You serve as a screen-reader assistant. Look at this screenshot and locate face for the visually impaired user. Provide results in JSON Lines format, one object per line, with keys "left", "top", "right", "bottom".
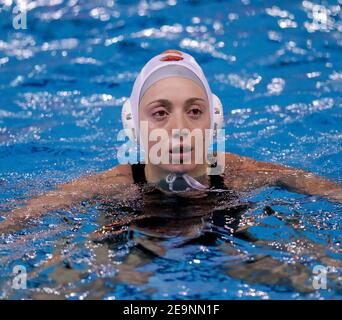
{"left": 139, "top": 76, "right": 211, "bottom": 174}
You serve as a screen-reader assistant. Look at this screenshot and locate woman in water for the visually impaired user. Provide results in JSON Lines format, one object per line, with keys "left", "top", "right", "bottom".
{"left": 1, "top": 49, "right": 341, "bottom": 232}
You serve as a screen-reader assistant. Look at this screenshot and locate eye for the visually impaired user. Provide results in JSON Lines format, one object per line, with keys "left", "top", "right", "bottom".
{"left": 152, "top": 108, "right": 168, "bottom": 120}
{"left": 188, "top": 107, "right": 203, "bottom": 118}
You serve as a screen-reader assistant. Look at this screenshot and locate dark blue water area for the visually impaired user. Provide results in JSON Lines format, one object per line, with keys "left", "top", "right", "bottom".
{"left": 0, "top": 0, "right": 341, "bottom": 299}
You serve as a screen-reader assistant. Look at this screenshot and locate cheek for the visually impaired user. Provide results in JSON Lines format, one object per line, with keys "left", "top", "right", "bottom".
{"left": 140, "top": 112, "right": 166, "bottom": 130}
{"left": 142, "top": 123, "right": 169, "bottom": 151}
{"left": 139, "top": 110, "right": 148, "bottom": 123}
{"left": 191, "top": 113, "right": 211, "bottom": 131}
{"left": 204, "top": 111, "right": 211, "bottom": 127}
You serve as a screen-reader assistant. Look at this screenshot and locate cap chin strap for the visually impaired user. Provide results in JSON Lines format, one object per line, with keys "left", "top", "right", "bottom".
{"left": 158, "top": 173, "right": 208, "bottom": 193}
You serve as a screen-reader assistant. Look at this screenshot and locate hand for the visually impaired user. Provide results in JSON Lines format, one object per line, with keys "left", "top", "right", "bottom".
{"left": 0, "top": 219, "right": 18, "bottom": 235}
{"left": 0, "top": 207, "right": 34, "bottom": 235}
{"left": 324, "top": 188, "right": 342, "bottom": 204}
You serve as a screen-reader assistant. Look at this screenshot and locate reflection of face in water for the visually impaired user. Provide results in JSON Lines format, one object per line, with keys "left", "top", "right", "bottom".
{"left": 133, "top": 192, "right": 250, "bottom": 239}
{"left": 92, "top": 188, "right": 253, "bottom": 286}
{"left": 96, "top": 187, "right": 252, "bottom": 247}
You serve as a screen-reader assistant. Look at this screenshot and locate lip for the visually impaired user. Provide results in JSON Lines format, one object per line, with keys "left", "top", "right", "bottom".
{"left": 169, "top": 145, "right": 193, "bottom": 154}
{"left": 169, "top": 145, "right": 193, "bottom": 162}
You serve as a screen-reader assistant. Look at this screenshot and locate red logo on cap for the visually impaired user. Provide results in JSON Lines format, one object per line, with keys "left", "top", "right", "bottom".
{"left": 160, "top": 49, "right": 184, "bottom": 61}
{"left": 160, "top": 55, "right": 184, "bottom": 61}
{"left": 161, "top": 49, "right": 182, "bottom": 56}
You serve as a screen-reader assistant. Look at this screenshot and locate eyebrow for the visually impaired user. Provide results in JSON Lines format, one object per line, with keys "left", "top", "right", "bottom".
{"left": 146, "top": 97, "right": 206, "bottom": 107}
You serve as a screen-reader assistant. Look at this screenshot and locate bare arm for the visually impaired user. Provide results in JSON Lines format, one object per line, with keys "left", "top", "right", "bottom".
{"left": 0, "top": 165, "right": 134, "bottom": 232}
{"left": 276, "top": 168, "right": 342, "bottom": 203}
{"left": 224, "top": 153, "right": 342, "bottom": 203}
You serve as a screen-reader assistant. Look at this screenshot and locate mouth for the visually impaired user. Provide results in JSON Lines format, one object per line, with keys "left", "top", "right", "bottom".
{"left": 170, "top": 145, "right": 193, "bottom": 153}
{"left": 169, "top": 145, "right": 193, "bottom": 161}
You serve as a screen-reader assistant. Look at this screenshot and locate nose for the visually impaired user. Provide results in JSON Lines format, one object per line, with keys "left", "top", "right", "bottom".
{"left": 168, "top": 111, "right": 190, "bottom": 138}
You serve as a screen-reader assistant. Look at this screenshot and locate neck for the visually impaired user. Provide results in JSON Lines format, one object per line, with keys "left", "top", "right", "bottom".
{"left": 144, "top": 163, "right": 208, "bottom": 185}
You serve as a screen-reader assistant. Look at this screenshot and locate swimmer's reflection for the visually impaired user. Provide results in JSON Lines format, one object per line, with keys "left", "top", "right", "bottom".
{"left": 94, "top": 186, "right": 252, "bottom": 244}
{"left": 85, "top": 189, "right": 252, "bottom": 289}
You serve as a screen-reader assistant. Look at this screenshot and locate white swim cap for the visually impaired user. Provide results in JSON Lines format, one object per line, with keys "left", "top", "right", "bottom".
{"left": 129, "top": 49, "right": 215, "bottom": 135}
{"left": 139, "top": 64, "right": 207, "bottom": 103}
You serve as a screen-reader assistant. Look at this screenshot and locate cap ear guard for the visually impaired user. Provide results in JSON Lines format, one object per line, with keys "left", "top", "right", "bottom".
{"left": 121, "top": 98, "right": 136, "bottom": 142}
{"left": 212, "top": 93, "right": 224, "bottom": 131}
{"left": 121, "top": 94, "right": 224, "bottom": 142}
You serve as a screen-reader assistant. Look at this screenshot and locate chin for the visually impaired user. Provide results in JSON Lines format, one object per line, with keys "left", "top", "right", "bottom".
{"left": 158, "top": 163, "right": 198, "bottom": 174}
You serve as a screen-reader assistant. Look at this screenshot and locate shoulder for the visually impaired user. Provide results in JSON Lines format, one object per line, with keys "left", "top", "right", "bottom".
{"left": 101, "top": 164, "right": 134, "bottom": 184}
{"left": 223, "top": 152, "right": 253, "bottom": 171}
{"left": 223, "top": 152, "right": 286, "bottom": 171}
{"left": 56, "top": 164, "right": 134, "bottom": 196}
{"left": 222, "top": 152, "right": 289, "bottom": 182}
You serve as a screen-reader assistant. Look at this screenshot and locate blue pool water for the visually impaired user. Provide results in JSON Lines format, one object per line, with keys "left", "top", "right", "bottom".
{"left": 0, "top": 0, "right": 341, "bottom": 299}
